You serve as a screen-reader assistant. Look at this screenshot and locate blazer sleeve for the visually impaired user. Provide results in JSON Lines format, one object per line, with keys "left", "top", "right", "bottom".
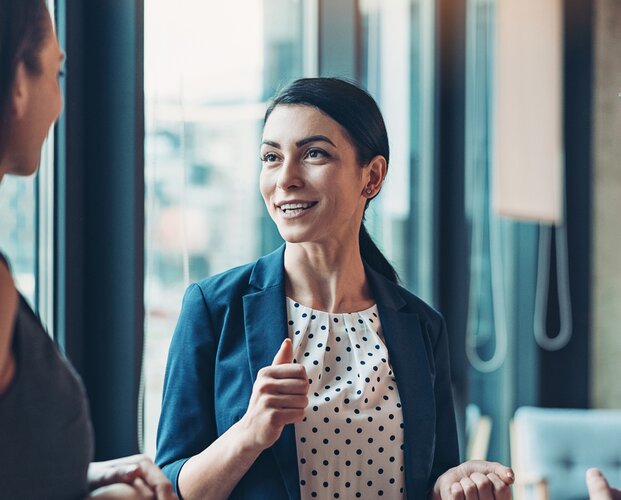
{"left": 427, "top": 315, "right": 460, "bottom": 492}
{"left": 155, "top": 283, "right": 219, "bottom": 495}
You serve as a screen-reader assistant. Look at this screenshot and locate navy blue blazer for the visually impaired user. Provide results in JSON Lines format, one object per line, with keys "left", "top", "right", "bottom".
{"left": 156, "top": 245, "right": 459, "bottom": 499}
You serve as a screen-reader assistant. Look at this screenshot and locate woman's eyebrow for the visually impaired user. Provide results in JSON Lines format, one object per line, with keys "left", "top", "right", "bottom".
{"left": 261, "top": 135, "right": 337, "bottom": 149}
{"left": 295, "top": 135, "right": 336, "bottom": 148}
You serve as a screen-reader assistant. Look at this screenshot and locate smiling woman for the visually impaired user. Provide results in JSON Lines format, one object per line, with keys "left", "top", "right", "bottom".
{"left": 155, "top": 78, "right": 514, "bottom": 500}
{"left": 259, "top": 104, "right": 385, "bottom": 253}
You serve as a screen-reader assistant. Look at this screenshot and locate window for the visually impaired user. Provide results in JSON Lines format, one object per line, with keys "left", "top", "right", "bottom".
{"left": 143, "top": 0, "right": 307, "bottom": 454}
{"left": 360, "top": 0, "right": 436, "bottom": 301}
{"left": 0, "top": 176, "right": 36, "bottom": 305}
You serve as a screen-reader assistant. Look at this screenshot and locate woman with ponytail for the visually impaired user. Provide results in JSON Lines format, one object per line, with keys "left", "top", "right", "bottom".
{"left": 156, "top": 78, "right": 513, "bottom": 499}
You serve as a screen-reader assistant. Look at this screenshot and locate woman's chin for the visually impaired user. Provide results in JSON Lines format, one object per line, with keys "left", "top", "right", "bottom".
{"left": 277, "top": 227, "right": 315, "bottom": 244}
{"left": 9, "top": 155, "right": 41, "bottom": 177}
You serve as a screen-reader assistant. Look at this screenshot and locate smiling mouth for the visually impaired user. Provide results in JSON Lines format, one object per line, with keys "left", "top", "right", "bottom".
{"left": 277, "top": 201, "right": 318, "bottom": 218}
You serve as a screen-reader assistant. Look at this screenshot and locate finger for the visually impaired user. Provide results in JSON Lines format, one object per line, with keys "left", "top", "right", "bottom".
{"left": 132, "top": 477, "right": 155, "bottom": 498}
{"left": 459, "top": 461, "right": 514, "bottom": 486}
{"left": 262, "top": 394, "right": 308, "bottom": 410}
{"left": 261, "top": 377, "right": 309, "bottom": 395}
{"left": 264, "top": 363, "right": 308, "bottom": 380}
{"left": 486, "top": 473, "right": 511, "bottom": 500}
{"left": 270, "top": 408, "right": 306, "bottom": 426}
{"left": 470, "top": 472, "right": 493, "bottom": 499}
{"left": 460, "top": 477, "right": 480, "bottom": 500}
{"left": 133, "top": 458, "right": 177, "bottom": 500}
{"left": 449, "top": 482, "right": 465, "bottom": 500}
{"left": 89, "top": 483, "right": 141, "bottom": 498}
{"left": 89, "top": 463, "right": 142, "bottom": 488}
{"left": 587, "top": 468, "right": 614, "bottom": 500}
{"left": 272, "top": 338, "right": 293, "bottom": 366}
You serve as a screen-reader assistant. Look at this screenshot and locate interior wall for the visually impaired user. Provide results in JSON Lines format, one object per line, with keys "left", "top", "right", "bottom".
{"left": 591, "top": 0, "right": 621, "bottom": 408}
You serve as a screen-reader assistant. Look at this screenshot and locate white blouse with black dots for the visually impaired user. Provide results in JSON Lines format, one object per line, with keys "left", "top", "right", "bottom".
{"left": 287, "top": 298, "right": 406, "bottom": 499}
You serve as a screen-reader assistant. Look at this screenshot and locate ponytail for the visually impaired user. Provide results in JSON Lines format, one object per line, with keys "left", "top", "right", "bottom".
{"left": 359, "top": 224, "right": 399, "bottom": 284}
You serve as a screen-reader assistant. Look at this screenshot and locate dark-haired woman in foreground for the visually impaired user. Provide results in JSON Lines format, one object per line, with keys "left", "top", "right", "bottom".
{"left": 156, "top": 77, "right": 514, "bottom": 499}
{"left": 0, "top": 1, "right": 174, "bottom": 498}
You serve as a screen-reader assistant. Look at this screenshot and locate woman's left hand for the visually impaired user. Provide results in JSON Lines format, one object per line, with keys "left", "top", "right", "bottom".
{"left": 431, "top": 460, "right": 514, "bottom": 500}
{"left": 87, "top": 454, "right": 176, "bottom": 500}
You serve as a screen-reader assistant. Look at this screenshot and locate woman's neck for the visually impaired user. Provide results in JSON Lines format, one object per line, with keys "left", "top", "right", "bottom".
{"left": 283, "top": 241, "right": 374, "bottom": 313}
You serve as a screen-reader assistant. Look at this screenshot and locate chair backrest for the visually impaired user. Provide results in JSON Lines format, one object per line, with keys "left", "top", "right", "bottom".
{"left": 511, "top": 406, "right": 621, "bottom": 500}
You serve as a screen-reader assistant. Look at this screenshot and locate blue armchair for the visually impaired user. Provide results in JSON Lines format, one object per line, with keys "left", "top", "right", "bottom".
{"left": 510, "top": 406, "right": 621, "bottom": 500}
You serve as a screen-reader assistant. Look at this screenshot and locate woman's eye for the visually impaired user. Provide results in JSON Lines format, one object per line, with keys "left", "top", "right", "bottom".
{"left": 306, "top": 148, "right": 328, "bottom": 159}
{"left": 261, "top": 152, "right": 278, "bottom": 163}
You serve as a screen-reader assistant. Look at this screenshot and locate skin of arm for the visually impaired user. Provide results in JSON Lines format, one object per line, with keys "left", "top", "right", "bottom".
{"left": 0, "top": 261, "right": 18, "bottom": 395}
{"left": 176, "top": 418, "right": 264, "bottom": 499}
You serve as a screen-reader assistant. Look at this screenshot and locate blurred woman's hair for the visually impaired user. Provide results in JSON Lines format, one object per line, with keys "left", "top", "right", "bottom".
{"left": 265, "top": 77, "right": 399, "bottom": 284}
{"left": 0, "top": 0, "right": 49, "bottom": 156}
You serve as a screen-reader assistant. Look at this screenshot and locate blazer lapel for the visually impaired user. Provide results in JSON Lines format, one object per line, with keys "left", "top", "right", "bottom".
{"left": 367, "top": 268, "right": 436, "bottom": 498}
{"left": 243, "top": 245, "right": 301, "bottom": 499}
{"left": 243, "top": 284, "right": 288, "bottom": 383}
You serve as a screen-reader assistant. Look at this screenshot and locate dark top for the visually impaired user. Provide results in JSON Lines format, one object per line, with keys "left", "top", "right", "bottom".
{"left": 156, "top": 245, "right": 459, "bottom": 499}
{"left": 0, "top": 254, "right": 94, "bottom": 499}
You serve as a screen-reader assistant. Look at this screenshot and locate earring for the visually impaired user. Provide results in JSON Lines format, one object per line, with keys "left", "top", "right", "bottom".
{"left": 365, "top": 188, "right": 372, "bottom": 195}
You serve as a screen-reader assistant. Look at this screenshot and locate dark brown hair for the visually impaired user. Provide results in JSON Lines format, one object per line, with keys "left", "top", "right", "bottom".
{"left": 0, "top": 0, "right": 49, "bottom": 155}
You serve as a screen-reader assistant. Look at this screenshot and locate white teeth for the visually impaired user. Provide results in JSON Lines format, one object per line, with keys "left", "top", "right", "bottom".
{"left": 280, "top": 202, "right": 313, "bottom": 211}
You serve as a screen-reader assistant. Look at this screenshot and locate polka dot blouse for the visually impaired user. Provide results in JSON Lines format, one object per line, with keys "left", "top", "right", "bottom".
{"left": 287, "top": 298, "right": 406, "bottom": 499}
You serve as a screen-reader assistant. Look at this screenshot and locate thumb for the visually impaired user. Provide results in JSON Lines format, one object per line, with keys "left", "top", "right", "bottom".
{"left": 272, "top": 338, "right": 293, "bottom": 366}
{"left": 586, "top": 468, "right": 612, "bottom": 498}
{"left": 458, "top": 460, "right": 515, "bottom": 485}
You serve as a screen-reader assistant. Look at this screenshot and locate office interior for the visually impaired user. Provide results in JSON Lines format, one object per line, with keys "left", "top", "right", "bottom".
{"left": 1, "top": 0, "right": 619, "bottom": 496}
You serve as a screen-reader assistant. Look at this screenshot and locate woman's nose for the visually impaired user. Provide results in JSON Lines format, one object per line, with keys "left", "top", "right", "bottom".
{"left": 276, "top": 158, "right": 303, "bottom": 190}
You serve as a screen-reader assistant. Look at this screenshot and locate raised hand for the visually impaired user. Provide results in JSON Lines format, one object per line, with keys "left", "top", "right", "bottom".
{"left": 587, "top": 468, "right": 621, "bottom": 500}
{"left": 239, "top": 338, "right": 309, "bottom": 450}
{"left": 432, "top": 460, "right": 514, "bottom": 500}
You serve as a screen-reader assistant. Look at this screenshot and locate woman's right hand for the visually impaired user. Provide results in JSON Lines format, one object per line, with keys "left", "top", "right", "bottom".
{"left": 238, "top": 338, "right": 309, "bottom": 450}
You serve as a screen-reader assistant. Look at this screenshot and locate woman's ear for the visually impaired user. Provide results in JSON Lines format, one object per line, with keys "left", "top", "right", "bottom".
{"left": 10, "top": 62, "right": 30, "bottom": 120}
{"left": 362, "top": 155, "right": 387, "bottom": 198}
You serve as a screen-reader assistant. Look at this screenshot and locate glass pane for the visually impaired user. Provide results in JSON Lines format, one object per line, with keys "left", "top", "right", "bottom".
{"left": 360, "top": 0, "right": 436, "bottom": 302}
{"left": 143, "top": 0, "right": 306, "bottom": 455}
{"left": 0, "top": 176, "right": 36, "bottom": 306}
{"left": 464, "top": 0, "right": 515, "bottom": 462}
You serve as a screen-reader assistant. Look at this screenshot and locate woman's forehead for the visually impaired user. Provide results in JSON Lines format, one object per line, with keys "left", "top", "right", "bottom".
{"left": 263, "top": 105, "right": 347, "bottom": 144}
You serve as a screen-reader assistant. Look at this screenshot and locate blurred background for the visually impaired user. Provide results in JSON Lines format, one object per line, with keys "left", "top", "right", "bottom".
{"left": 1, "top": 0, "right": 619, "bottom": 489}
